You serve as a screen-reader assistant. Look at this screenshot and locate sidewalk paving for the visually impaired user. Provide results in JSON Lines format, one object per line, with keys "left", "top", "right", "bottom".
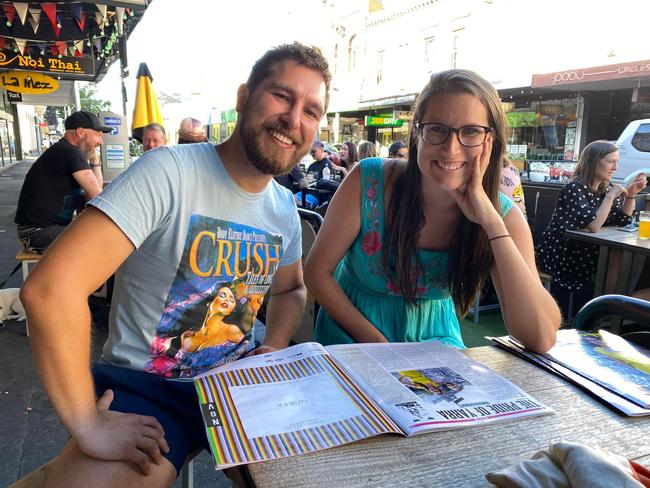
{"left": 0, "top": 159, "right": 230, "bottom": 487}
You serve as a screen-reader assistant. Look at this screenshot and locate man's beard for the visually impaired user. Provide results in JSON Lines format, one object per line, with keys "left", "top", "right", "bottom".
{"left": 239, "top": 114, "right": 307, "bottom": 176}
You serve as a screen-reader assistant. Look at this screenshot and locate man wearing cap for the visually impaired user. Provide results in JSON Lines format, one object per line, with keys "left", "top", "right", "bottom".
{"left": 15, "top": 110, "right": 111, "bottom": 250}
{"left": 306, "top": 140, "right": 332, "bottom": 181}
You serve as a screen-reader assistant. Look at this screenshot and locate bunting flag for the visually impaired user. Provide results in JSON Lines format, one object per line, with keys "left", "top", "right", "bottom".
{"left": 0, "top": 38, "right": 5, "bottom": 51}
{"left": 41, "top": 3, "right": 60, "bottom": 37}
{"left": 94, "top": 11, "right": 103, "bottom": 26}
{"left": 73, "top": 39, "right": 84, "bottom": 57}
{"left": 14, "top": 37, "right": 26, "bottom": 54}
{"left": 115, "top": 7, "right": 124, "bottom": 35}
{"left": 69, "top": 3, "right": 86, "bottom": 32}
{"left": 2, "top": 4, "right": 16, "bottom": 26}
{"left": 93, "top": 37, "right": 102, "bottom": 52}
{"left": 75, "top": 12, "right": 86, "bottom": 33}
{"left": 13, "top": 2, "right": 28, "bottom": 25}
{"left": 37, "top": 42, "right": 47, "bottom": 55}
{"left": 95, "top": 4, "right": 106, "bottom": 23}
{"left": 28, "top": 7, "right": 40, "bottom": 33}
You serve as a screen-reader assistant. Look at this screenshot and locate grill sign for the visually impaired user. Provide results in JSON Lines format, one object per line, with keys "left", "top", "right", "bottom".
{"left": 0, "top": 71, "right": 59, "bottom": 94}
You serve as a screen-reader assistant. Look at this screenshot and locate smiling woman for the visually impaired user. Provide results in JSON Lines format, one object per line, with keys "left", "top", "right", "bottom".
{"left": 304, "top": 69, "right": 561, "bottom": 355}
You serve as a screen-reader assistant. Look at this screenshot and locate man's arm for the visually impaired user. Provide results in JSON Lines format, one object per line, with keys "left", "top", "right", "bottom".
{"left": 73, "top": 168, "right": 103, "bottom": 200}
{"left": 88, "top": 151, "right": 104, "bottom": 188}
{"left": 20, "top": 207, "right": 168, "bottom": 474}
{"left": 251, "top": 260, "right": 306, "bottom": 354}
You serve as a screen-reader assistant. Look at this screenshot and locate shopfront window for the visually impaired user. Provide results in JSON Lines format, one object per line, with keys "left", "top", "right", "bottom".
{"left": 503, "top": 98, "right": 578, "bottom": 163}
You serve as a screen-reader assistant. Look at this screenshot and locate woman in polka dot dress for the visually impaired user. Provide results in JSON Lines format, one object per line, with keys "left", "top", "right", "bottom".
{"left": 537, "top": 140, "right": 647, "bottom": 318}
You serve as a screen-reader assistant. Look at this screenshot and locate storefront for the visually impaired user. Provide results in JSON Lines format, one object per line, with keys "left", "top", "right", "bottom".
{"left": 325, "top": 93, "right": 415, "bottom": 152}
{"left": 500, "top": 59, "right": 650, "bottom": 178}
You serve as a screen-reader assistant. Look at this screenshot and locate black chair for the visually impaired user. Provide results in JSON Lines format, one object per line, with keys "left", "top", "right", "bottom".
{"left": 573, "top": 294, "right": 650, "bottom": 347}
{"left": 294, "top": 208, "right": 324, "bottom": 344}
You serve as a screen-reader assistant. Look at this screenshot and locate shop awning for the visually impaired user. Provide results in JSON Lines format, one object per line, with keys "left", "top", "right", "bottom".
{"left": 532, "top": 59, "right": 650, "bottom": 92}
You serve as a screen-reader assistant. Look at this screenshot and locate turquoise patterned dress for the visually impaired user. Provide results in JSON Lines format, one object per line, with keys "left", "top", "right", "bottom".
{"left": 313, "top": 157, "right": 513, "bottom": 347}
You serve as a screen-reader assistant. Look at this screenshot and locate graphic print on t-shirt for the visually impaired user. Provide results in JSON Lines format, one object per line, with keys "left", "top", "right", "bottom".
{"left": 145, "top": 214, "right": 283, "bottom": 378}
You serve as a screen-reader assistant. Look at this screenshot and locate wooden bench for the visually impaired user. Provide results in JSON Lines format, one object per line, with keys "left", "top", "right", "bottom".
{"left": 15, "top": 250, "right": 42, "bottom": 336}
{"left": 16, "top": 249, "right": 42, "bottom": 283}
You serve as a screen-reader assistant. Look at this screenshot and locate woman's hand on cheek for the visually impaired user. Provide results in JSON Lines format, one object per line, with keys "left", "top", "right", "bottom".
{"left": 449, "top": 139, "right": 498, "bottom": 227}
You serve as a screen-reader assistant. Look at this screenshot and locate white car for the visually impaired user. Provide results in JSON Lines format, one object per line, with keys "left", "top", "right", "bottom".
{"left": 613, "top": 119, "right": 650, "bottom": 186}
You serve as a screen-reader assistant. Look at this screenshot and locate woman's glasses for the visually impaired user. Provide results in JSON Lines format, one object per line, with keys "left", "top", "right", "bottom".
{"left": 415, "top": 123, "right": 493, "bottom": 147}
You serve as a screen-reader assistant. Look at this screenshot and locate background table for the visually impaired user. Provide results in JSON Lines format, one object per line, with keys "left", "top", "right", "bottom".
{"left": 565, "top": 227, "right": 650, "bottom": 296}
{"left": 241, "top": 346, "right": 649, "bottom": 488}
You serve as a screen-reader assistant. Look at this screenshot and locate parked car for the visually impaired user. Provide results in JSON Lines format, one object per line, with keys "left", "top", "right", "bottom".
{"left": 613, "top": 119, "right": 650, "bottom": 187}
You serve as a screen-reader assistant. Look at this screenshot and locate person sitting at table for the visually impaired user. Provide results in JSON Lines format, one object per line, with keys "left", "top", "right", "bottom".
{"left": 274, "top": 163, "right": 308, "bottom": 193}
{"left": 307, "top": 141, "right": 333, "bottom": 180}
{"left": 500, "top": 156, "right": 526, "bottom": 216}
{"left": 332, "top": 141, "right": 358, "bottom": 178}
{"left": 536, "top": 140, "right": 647, "bottom": 318}
{"left": 358, "top": 141, "right": 377, "bottom": 160}
{"left": 304, "top": 69, "right": 560, "bottom": 354}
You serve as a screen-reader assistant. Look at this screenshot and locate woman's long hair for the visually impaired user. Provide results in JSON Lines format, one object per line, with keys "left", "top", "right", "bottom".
{"left": 382, "top": 69, "right": 508, "bottom": 316}
{"left": 572, "top": 140, "right": 617, "bottom": 194}
{"left": 341, "top": 141, "right": 358, "bottom": 168}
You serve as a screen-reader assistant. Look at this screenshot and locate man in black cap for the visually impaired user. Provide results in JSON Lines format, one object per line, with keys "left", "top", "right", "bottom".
{"left": 15, "top": 110, "right": 111, "bottom": 250}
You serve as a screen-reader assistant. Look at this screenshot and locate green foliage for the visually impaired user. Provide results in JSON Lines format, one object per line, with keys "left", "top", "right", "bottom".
{"left": 46, "top": 83, "right": 113, "bottom": 129}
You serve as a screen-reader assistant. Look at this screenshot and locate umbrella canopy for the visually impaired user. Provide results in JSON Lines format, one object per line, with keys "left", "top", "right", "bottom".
{"left": 132, "top": 62, "right": 163, "bottom": 142}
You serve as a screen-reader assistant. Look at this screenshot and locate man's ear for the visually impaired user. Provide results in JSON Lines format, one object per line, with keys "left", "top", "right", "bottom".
{"left": 235, "top": 83, "right": 248, "bottom": 113}
{"left": 76, "top": 127, "right": 85, "bottom": 139}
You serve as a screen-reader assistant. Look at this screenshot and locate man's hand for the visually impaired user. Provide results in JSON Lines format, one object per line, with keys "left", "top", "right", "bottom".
{"left": 245, "top": 345, "right": 277, "bottom": 357}
{"left": 75, "top": 389, "right": 169, "bottom": 475}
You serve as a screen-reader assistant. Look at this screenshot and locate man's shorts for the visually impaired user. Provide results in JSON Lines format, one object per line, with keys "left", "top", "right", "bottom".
{"left": 92, "top": 363, "right": 210, "bottom": 474}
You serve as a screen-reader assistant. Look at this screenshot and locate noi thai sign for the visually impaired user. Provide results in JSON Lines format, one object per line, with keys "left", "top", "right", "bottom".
{"left": 532, "top": 60, "right": 650, "bottom": 88}
{"left": 0, "top": 51, "right": 94, "bottom": 77}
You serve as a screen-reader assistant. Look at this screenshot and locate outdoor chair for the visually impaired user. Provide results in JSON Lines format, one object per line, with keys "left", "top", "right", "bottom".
{"left": 573, "top": 294, "right": 650, "bottom": 347}
{"left": 293, "top": 208, "right": 323, "bottom": 343}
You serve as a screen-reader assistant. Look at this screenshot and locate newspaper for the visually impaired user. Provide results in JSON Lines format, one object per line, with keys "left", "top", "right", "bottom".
{"left": 489, "top": 330, "right": 650, "bottom": 416}
{"left": 194, "top": 341, "right": 552, "bottom": 468}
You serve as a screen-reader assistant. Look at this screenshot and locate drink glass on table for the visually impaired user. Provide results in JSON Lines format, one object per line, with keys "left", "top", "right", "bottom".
{"left": 639, "top": 211, "right": 650, "bottom": 239}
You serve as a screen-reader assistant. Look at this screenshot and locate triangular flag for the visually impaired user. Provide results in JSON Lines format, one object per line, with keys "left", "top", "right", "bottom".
{"left": 37, "top": 42, "right": 47, "bottom": 54}
{"left": 115, "top": 7, "right": 124, "bottom": 36}
{"left": 95, "top": 4, "right": 106, "bottom": 23}
{"left": 14, "top": 37, "right": 27, "bottom": 54}
{"left": 28, "top": 7, "right": 40, "bottom": 31}
{"left": 69, "top": 3, "right": 82, "bottom": 23}
{"left": 0, "top": 38, "right": 5, "bottom": 51}
{"left": 75, "top": 12, "right": 86, "bottom": 33}
{"left": 73, "top": 40, "right": 84, "bottom": 56}
{"left": 94, "top": 12, "right": 103, "bottom": 26}
{"left": 2, "top": 5, "right": 16, "bottom": 26}
{"left": 93, "top": 38, "right": 102, "bottom": 52}
{"left": 13, "top": 3, "right": 28, "bottom": 25}
{"left": 41, "top": 3, "right": 60, "bottom": 37}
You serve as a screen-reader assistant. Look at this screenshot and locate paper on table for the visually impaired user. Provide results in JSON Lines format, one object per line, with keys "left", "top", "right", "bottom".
{"left": 229, "top": 371, "right": 362, "bottom": 438}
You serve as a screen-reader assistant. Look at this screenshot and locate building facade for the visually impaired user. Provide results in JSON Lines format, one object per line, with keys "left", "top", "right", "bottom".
{"left": 322, "top": 0, "right": 650, "bottom": 164}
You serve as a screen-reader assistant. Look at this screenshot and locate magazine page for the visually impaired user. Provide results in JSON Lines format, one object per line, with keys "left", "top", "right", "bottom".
{"left": 541, "top": 329, "right": 650, "bottom": 408}
{"left": 489, "top": 336, "right": 650, "bottom": 417}
{"left": 194, "top": 342, "right": 401, "bottom": 469}
{"left": 326, "top": 342, "right": 553, "bottom": 435}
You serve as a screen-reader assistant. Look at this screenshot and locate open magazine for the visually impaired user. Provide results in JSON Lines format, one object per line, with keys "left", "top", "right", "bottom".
{"left": 489, "top": 330, "right": 650, "bottom": 416}
{"left": 193, "top": 341, "right": 553, "bottom": 469}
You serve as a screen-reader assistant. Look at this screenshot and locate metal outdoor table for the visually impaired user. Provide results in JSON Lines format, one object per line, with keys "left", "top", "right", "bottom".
{"left": 565, "top": 227, "right": 650, "bottom": 296}
{"left": 238, "top": 346, "right": 650, "bottom": 488}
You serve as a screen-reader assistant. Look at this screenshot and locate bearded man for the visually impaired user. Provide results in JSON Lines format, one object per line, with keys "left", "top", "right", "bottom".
{"left": 15, "top": 110, "right": 110, "bottom": 250}
{"left": 20, "top": 42, "right": 330, "bottom": 486}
